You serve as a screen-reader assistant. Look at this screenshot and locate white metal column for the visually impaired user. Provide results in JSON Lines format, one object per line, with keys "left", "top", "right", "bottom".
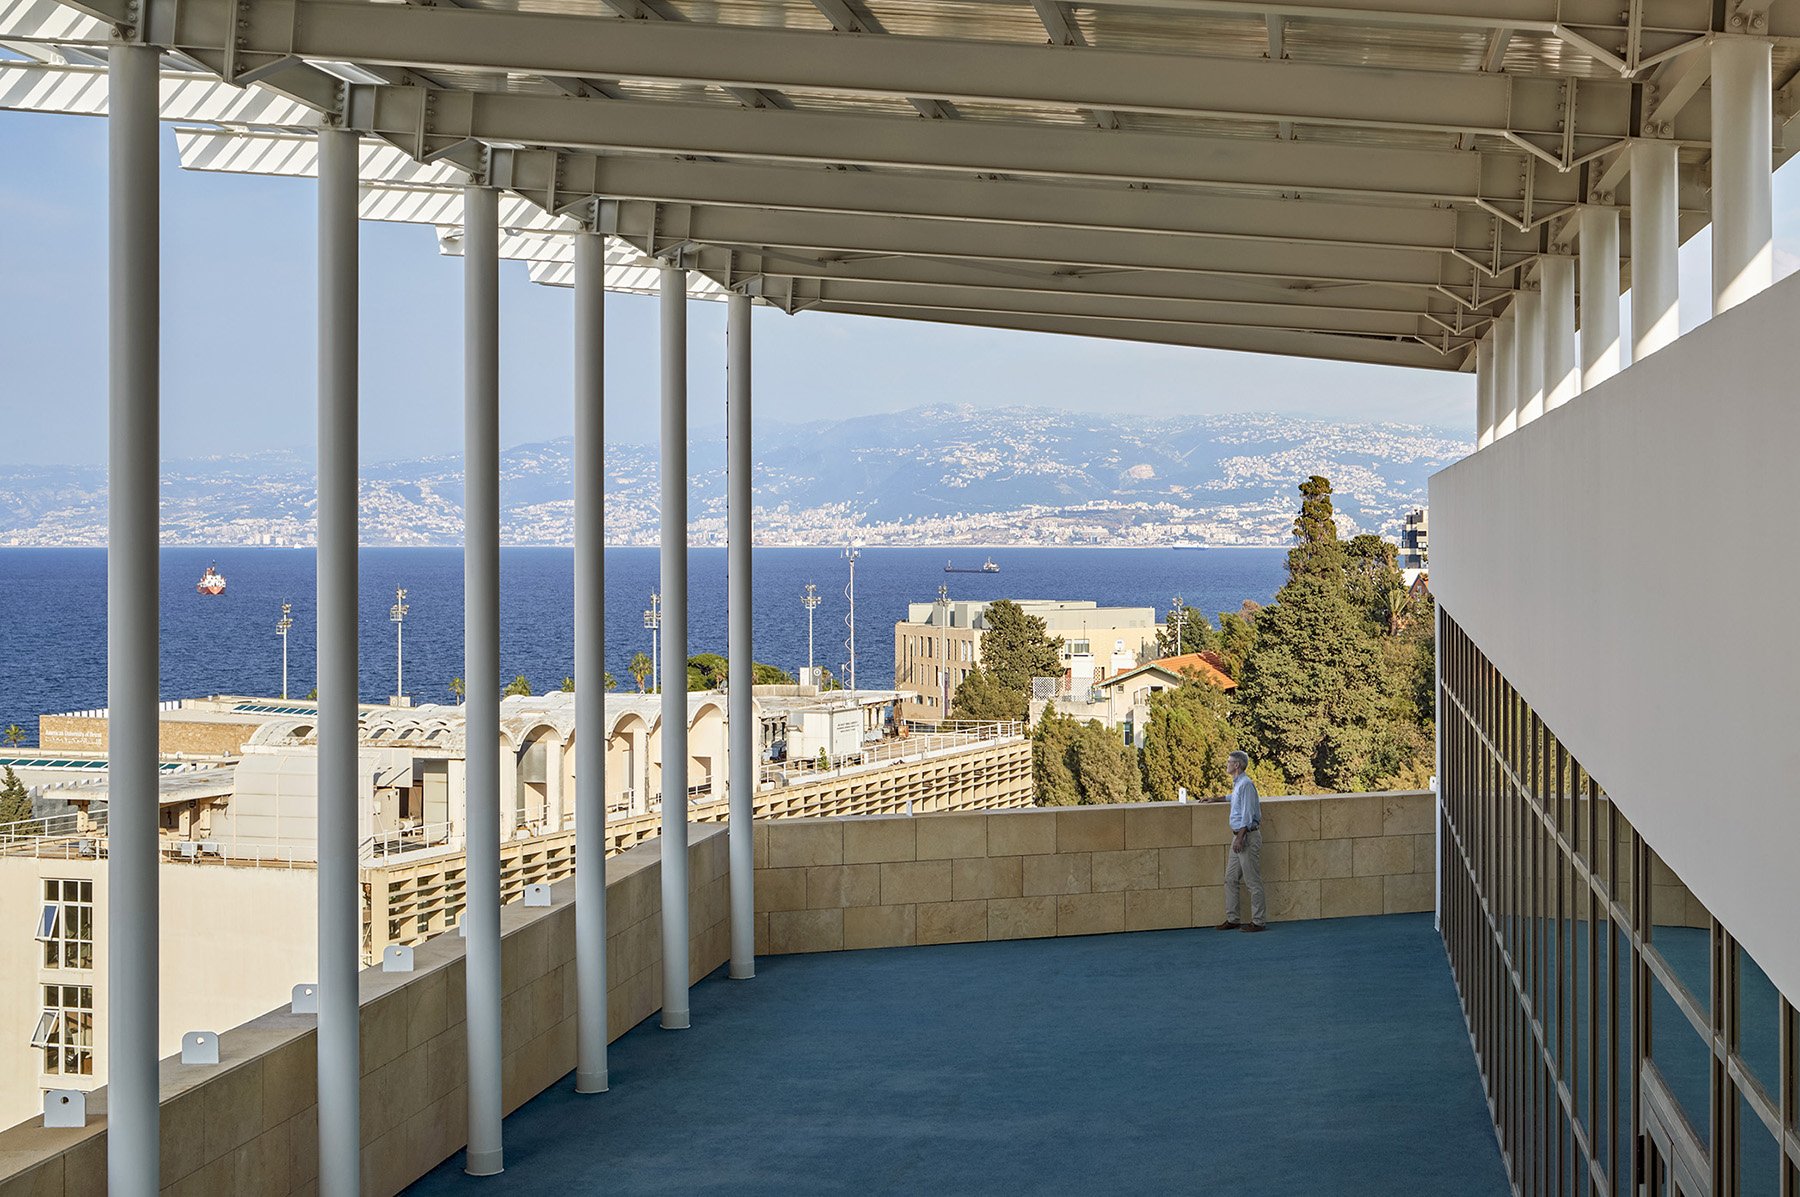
{"left": 1492, "top": 309, "right": 1518, "bottom": 440}
{"left": 659, "top": 263, "right": 692, "bottom": 1030}
{"left": 1630, "top": 140, "right": 1680, "bottom": 361}
{"left": 726, "top": 290, "right": 755, "bottom": 981}
{"left": 1540, "top": 255, "right": 1576, "bottom": 410}
{"left": 573, "top": 230, "right": 610, "bottom": 1094}
{"left": 315, "top": 126, "right": 361, "bottom": 1197}
{"left": 1578, "top": 206, "right": 1622, "bottom": 391}
{"left": 106, "top": 41, "right": 160, "bottom": 1197}
{"left": 462, "top": 183, "right": 505, "bottom": 1176}
{"left": 1710, "top": 36, "right": 1775, "bottom": 315}
{"left": 1513, "top": 287, "right": 1544, "bottom": 428}
{"left": 1475, "top": 334, "right": 1495, "bottom": 449}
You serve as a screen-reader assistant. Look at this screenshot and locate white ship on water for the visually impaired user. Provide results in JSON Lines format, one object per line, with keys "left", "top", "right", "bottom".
{"left": 196, "top": 563, "right": 227, "bottom": 596}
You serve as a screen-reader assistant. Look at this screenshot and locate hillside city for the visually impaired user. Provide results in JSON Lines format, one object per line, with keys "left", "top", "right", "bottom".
{"left": 0, "top": 408, "right": 1465, "bottom": 548}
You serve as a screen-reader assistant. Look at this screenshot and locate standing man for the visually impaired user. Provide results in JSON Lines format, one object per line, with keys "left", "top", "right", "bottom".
{"left": 1216, "top": 750, "right": 1267, "bottom": 933}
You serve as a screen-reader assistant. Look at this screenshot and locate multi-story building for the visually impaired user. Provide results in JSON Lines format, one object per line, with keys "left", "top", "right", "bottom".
{"left": 892, "top": 599, "right": 1158, "bottom": 723}
{"left": 1399, "top": 507, "right": 1429, "bottom": 573}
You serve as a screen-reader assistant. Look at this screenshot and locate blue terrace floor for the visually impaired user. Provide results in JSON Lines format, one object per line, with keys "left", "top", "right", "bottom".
{"left": 410, "top": 913, "right": 1508, "bottom": 1196}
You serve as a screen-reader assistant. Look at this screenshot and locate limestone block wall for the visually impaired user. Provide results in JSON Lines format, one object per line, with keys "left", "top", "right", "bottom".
{"left": 0, "top": 826, "right": 731, "bottom": 1197}
{"left": 751, "top": 792, "right": 1437, "bottom": 954}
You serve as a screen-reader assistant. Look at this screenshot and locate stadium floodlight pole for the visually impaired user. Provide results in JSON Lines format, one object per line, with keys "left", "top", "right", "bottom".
{"left": 1170, "top": 594, "right": 1185, "bottom": 656}
{"left": 390, "top": 587, "right": 409, "bottom": 701}
{"left": 107, "top": 39, "right": 161, "bottom": 1195}
{"left": 802, "top": 583, "right": 821, "bottom": 679}
{"left": 936, "top": 584, "right": 951, "bottom": 712}
{"left": 277, "top": 603, "right": 293, "bottom": 700}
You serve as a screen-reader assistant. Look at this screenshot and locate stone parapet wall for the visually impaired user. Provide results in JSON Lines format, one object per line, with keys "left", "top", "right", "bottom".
{"left": 751, "top": 792, "right": 1437, "bottom": 954}
{"left": 0, "top": 827, "right": 731, "bottom": 1197}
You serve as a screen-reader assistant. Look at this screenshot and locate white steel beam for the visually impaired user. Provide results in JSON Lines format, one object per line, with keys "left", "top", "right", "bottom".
{"left": 1513, "top": 286, "right": 1544, "bottom": 426}
{"left": 1630, "top": 139, "right": 1680, "bottom": 360}
{"left": 167, "top": 0, "right": 1605, "bottom": 136}
{"left": 1577, "top": 205, "right": 1621, "bottom": 389}
{"left": 1492, "top": 308, "right": 1517, "bottom": 437}
{"left": 726, "top": 289, "right": 755, "bottom": 982}
{"left": 1540, "top": 254, "right": 1576, "bottom": 409}
{"left": 1475, "top": 333, "right": 1496, "bottom": 447}
{"left": 354, "top": 87, "right": 1532, "bottom": 205}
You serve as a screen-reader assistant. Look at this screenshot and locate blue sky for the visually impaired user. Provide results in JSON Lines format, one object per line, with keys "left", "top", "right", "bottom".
{"left": 3, "top": 108, "right": 1798, "bottom": 466}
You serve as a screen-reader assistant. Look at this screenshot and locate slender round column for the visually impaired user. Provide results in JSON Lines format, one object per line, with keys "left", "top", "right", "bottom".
{"left": 1513, "top": 288, "right": 1544, "bottom": 428}
{"left": 462, "top": 184, "right": 505, "bottom": 1177}
{"left": 573, "top": 230, "right": 610, "bottom": 1093}
{"left": 1710, "top": 36, "right": 1774, "bottom": 314}
{"left": 107, "top": 41, "right": 161, "bottom": 1196}
{"left": 1492, "top": 309, "right": 1518, "bottom": 439}
{"left": 315, "top": 126, "right": 362, "bottom": 1197}
{"left": 727, "top": 291, "right": 756, "bottom": 980}
{"left": 659, "top": 263, "right": 692, "bottom": 1030}
{"left": 1540, "top": 255, "right": 1577, "bottom": 410}
{"left": 1475, "top": 334, "right": 1496, "bottom": 449}
{"left": 1577, "top": 206, "right": 1621, "bottom": 391}
{"left": 1630, "top": 141, "right": 1680, "bottom": 361}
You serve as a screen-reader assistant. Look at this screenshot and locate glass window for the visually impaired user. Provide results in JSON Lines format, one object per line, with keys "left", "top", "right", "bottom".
{"left": 36, "top": 984, "right": 93, "bottom": 1077}
{"left": 35, "top": 903, "right": 58, "bottom": 942}
{"left": 1734, "top": 942, "right": 1781, "bottom": 1105}
{"left": 39, "top": 880, "right": 93, "bottom": 969}
{"left": 1648, "top": 967, "right": 1710, "bottom": 1149}
{"left": 1645, "top": 847, "right": 1708, "bottom": 1016}
{"left": 1735, "top": 1090, "right": 1781, "bottom": 1197}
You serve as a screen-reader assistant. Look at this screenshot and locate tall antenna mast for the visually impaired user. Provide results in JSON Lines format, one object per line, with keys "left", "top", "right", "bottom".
{"left": 276, "top": 602, "right": 293, "bottom": 701}
{"left": 1170, "top": 593, "right": 1185, "bottom": 657}
{"left": 802, "top": 583, "right": 821, "bottom": 681}
{"left": 842, "top": 546, "right": 860, "bottom": 691}
{"left": 390, "top": 587, "right": 409, "bottom": 701}
{"left": 643, "top": 591, "right": 662, "bottom": 693}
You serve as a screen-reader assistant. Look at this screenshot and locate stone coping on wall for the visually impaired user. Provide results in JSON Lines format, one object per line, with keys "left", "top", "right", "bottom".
{"left": 0, "top": 825, "right": 732, "bottom": 1197}
{"left": 751, "top": 791, "right": 1438, "bottom": 955}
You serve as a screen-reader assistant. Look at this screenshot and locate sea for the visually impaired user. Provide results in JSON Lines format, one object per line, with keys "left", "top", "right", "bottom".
{"left": 0, "top": 546, "right": 1289, "bottom": 741}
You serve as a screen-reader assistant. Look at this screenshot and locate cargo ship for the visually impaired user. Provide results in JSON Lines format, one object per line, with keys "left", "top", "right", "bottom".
{"left": 944, "top": 558, "right": 1000, "bottom": 574}
{"left": 196, "top": 564, "right": 227, "bottom": 596}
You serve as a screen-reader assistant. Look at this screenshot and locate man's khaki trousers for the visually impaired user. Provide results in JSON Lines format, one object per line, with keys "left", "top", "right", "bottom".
{"left": 1223, "top": 828, "right": 1266, "bottom": 925}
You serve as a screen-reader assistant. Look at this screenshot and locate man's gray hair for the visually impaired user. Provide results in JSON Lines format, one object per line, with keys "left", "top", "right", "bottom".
{"left": 1228, "top": 750, "right": 1249, "bottom": 771}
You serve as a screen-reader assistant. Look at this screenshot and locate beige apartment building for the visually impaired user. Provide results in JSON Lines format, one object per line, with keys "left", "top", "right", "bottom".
{"left": 893, "top": 599, "right": 1159, "bottom": 723}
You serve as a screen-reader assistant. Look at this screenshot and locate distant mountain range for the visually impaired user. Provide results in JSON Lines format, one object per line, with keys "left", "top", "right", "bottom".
{"left": 0, "top": 406, "right": 1467, "bottom": 548}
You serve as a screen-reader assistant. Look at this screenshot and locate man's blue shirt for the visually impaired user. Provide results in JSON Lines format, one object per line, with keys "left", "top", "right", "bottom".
{"left": 1229, "top": 773, "right": 1261, "bottom": 832}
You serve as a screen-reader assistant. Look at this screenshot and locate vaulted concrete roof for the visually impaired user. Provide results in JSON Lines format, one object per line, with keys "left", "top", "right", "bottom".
{"left": 5, "top": 0, "right": 1798, "bottom": 369}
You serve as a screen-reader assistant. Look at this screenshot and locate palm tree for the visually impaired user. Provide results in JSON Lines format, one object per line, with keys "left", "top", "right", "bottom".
{"left": 1384, "top": 586, "right": 1413, "bottom": 637}
{"left": 449, "top": 677, "right": 465, "bottom": 705}
{"left": 1, "top": 724, "right": 25, "bottom": 749}
{"left": 560, "top": 676, "right": 575, "bottom": 693}
{"left": 503, "top": 675, "right": 533, "bottom": 697}
{"left": 603, "top": 671, "right": 618, "bottom": 691}
{"left": 628, "top": 652, "right": 653, "bottom": 692}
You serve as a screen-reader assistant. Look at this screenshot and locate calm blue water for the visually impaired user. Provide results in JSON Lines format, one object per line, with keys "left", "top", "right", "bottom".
{"left": 0, "top": 546, "right": 1287, "bottom": 741}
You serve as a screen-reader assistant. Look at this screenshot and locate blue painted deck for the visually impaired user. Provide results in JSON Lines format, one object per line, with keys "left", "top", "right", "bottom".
{"left": 410, "top": 913, "right": 1508, "bottom": 1196}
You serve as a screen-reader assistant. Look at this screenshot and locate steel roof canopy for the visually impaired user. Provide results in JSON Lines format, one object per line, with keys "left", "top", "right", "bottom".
{"left": 6, "top": 0, "right": 1798, "bottom": 371}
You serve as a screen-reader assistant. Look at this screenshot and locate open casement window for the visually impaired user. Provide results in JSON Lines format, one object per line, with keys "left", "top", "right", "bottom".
{"left": 34, "top": 902, "right": 58, "bottom": 943}
{"left": 29, "top": 1011, "right": 60, "bottom": 1050}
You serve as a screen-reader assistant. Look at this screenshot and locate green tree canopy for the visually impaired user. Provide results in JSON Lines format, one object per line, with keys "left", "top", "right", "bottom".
{"left": 1344, "top": 533, "right": 1405, "bottom": 634}
{"left": 949, "top": 664, "right": 1024, "bottom": 722}
{"left": 1287, "top": 475, "right": 1346, "bottom": 581}
{"left": 1032, "top": 713, "right": 1141, "bottom": 806}
{"left": 0, "top": 766, "right": 33, "bottom": 827}
{"left": 752, "top": 662, "right": 797, "bottom": 685}
{"left": 503, "top": 675, "right": 533, "bottom": 697}
{"left": 1140, "top": 677, "right": 1237, "bottom": 802}
{"left": 687, "top": 653, "right": 729, "bottom": 690}
{"left": 1212, "top": 609, "right": 1258, "bottom": 679}
{"left": 448, "top": 677, "right": 465, "bottom": 704}
{"left": 979, "top": 599, "right": 1063, "bottom": 695}
{"left": 2, "top": 724, "right": 26, "bottom": 748}
{"left": 603, "top": 671, "right": 618, "bottom": 691}
{"left": 628, "top": 652, "right": 654, "bottom": 692}
{"left": 560, "top": 676, "right": 576, "bottom": 693}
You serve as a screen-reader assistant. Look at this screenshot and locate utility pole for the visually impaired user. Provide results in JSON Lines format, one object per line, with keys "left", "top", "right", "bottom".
{"left": 936, "top": 584, "right": 951, "bottom": 713}
{"left": 276, "top": 602, "right": 293, "bottom": 700}
{"left": 842, "top": 546, "right": 860, "bottom": 691}
{"left": 390, "top": 587, "right": 409, "bottom": 700}
{"left": 1170, "top": 594, "right": 1185, "bottom": 657}
{"left": 643, "top": 591, "right": 662, "bottom": 693}
{"left": 802, "top": 583, "right": 821, "bottom": 681}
